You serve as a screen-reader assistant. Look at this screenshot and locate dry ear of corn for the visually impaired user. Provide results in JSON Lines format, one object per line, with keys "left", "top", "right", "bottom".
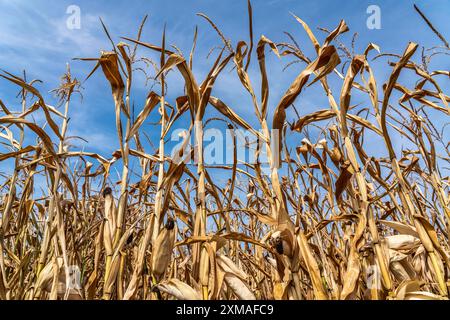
{"left": 0, "top": 2, "right": 449, "bottom": 300}
{"left": 151, "top": 218, "right": 176, "bottom": 282}
{"left": 157, "top": 278, "right": 201, "bottom": 300}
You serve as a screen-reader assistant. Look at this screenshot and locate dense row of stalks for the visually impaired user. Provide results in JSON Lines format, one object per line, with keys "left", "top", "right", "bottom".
{"left": 0, "top": 3, "right": 449, "bottom": 300}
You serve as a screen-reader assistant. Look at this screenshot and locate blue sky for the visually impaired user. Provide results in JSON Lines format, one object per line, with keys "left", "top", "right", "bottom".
{"left": 0, "top": 0, "right": 449, "bottom": 187}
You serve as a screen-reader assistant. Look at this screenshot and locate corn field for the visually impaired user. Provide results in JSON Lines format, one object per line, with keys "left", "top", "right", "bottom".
{"left": 0, "top": 2, "right": 449, "bottom": 300}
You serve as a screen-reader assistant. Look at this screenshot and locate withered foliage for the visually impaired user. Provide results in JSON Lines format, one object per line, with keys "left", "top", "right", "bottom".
{"left": 0, "top": 3, "right": 449, "bottom": 300}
